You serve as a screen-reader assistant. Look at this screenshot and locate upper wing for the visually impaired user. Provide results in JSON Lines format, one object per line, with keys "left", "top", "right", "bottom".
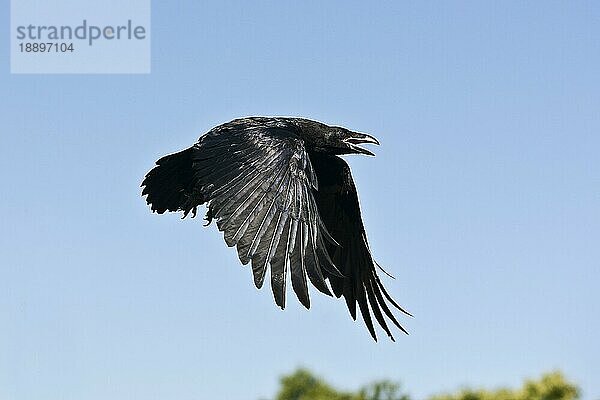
{"left": 190, "top": 123, "right": 342, "bottom": 309}
{"left": 310, "top": 153, "right": 411, "bottom": 341}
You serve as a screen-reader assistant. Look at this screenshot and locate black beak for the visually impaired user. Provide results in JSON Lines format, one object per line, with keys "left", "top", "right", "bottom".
{"left": 343, "top": 132, "right": 380, "bottom": 156}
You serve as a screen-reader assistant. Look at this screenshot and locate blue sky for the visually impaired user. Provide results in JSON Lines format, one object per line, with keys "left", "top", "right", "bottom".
{"left": 1, "top": 1, "right": 599, "bottom": 399}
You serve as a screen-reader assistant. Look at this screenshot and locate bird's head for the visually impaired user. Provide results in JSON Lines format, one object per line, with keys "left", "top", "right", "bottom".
{"left": 331, "top": 127, "right": 380, "bottom": 156}
{"left": 299, "top": 120, "right": 380, "bottom": 156}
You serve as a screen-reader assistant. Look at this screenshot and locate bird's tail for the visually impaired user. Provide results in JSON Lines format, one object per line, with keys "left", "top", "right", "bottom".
{"left": 141, "top": 147, "right": 201, "bottom": 215}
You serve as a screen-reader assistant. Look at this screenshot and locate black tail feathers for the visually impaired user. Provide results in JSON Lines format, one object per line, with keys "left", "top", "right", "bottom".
{"left": 141, "top": 147, "right": 201, "bottom": 215}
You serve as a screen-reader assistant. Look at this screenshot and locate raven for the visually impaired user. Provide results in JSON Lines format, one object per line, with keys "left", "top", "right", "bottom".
{"left": 141, "top": 117, "right": 411, "bottom": 340}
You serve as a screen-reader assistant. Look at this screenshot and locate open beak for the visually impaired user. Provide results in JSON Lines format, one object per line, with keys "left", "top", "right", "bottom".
{"left": 343, "top": 132, "right": 380, "bottom": 156}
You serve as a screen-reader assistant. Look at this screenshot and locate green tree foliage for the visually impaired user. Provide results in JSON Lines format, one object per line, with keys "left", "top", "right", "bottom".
{"left": 357, "top": 380, "right": 411, "bottom": 400}
{"left": 274, "top": 368, "right": 354, "bottom": 400}
{"left": 272, "top": 369, "right": 578, "bottom": 400}
{"left": 273, "top": 368, "right": 410, "bottom": 400}
{"left": 430, "top": 371, "right": 579, "bottom": 400}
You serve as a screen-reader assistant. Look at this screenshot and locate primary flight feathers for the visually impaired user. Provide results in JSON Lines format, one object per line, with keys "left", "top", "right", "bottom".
{"left": 141, "top": 117, "right": 411, "bottom": 341}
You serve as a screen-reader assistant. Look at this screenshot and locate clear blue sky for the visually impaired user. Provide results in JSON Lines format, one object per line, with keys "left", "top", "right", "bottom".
{"left": 1, "top": 1, "right": 598, "bottom": 399}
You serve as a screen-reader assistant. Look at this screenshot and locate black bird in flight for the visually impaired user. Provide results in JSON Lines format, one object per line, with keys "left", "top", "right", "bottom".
{"left": 141, "top": 117, "right": 411, "bottom": 340}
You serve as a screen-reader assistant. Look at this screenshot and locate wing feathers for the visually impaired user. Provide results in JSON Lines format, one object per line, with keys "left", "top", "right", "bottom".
{"left": 270, "top": 210, "right": 291, "bottom": 308}
{"left": 311, "top": 153, "right": 409, "bottom": 340}
{"left": 202, "top": 135, "right": 336, "bottom": 308}
{"left": 196, "top": 131, "right": 335, "bottom": 311}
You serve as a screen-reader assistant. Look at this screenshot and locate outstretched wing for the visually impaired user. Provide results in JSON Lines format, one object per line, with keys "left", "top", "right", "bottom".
{"left": 310, "top": 153, "right": 411, "bottom": 341}
{"left": 190, "top": 122, "right": 342, "bottom": 309}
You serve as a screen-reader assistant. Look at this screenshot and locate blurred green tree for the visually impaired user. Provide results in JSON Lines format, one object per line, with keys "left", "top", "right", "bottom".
{"left": 274, "top": 368, "right": 354, "bottom": 400}
{"left": 429, "top": 371, "right": 579, "bottom": 400}
{"left": 271, "top": 369, "right": 578, "bottom": 400}
{"left": 272, "top": 368, "right": 410, "bottom": 400}
{"left": 357, "top": 380, "right": 411, "bottom": 400}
